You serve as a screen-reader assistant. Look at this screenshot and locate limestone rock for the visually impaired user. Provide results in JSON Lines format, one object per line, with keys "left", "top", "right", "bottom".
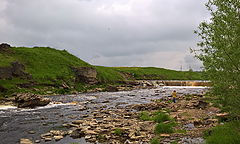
{"left": 72, "top": 120, "right": 84, "bottom": 125}
{"left": 84, "top": 130, "right": 98, "bottom": 135}
{"left": 53, "top": 135, "right": 63, "bottom": 141}
{"left": 41, "top": 132, "right": 52, "bottom": 139}
{"left": 216, "top": 113, "right": 229, "bottom": 117}
{"left": 72, "top": 67, "right": 98, "bottom": 84}
{"left": 70, "top": 129, "right": 85, "bottom": 139}
{"left": 0, "top": 61, "right": 31, "bottom": 80}
{"left": 28, "top": 131, "right": 35, "bottom": 134}
{"left": 50, "top": 130, "right": 66, "bottom": 136}
{"left": 15, "top": 93, "right": 51, "bottom": 108}
{"left": 44, "top": 138, "right": 52, "bottom": 141}
{"left": 0, "top": 43, "right": 11, "bottom": 53}
{"left": 160, "top": 134, "right": 170, "bottom": 137}
{"left": 20, "top": 138, "right": 33, "bottom": 144}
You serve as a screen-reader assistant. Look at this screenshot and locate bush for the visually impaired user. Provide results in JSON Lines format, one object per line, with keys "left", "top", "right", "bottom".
{"left": 152, "top": 111, "right": 170, "bottom": 123}
{"left": 205, "top": 121, "right": 240, "bottom": 144}
{"left": 139, "top": 111, "right": 152, "bottom": 121}
{"left": 154, "top": 123, "right": 174, "bottom": 134}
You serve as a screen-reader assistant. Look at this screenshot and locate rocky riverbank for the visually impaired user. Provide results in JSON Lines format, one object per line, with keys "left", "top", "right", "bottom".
{"left": 25, "top": 89, "right": 223, "bottom": 144}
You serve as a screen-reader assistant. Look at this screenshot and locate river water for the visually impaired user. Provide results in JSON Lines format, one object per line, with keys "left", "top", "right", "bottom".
{"left": 0, "top": 86, "right": 208, "bottom": 144}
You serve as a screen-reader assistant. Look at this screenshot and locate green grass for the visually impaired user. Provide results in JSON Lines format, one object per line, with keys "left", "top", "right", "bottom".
{"left": 0, "top": 78, "right": 27, "bottom": 89}
{"left": 12, "top": 47, "right": 90, "bottom": 81}
{"left": 139, "top": 111, "right": 152, "bottom": 121}
{"left": 138, "top": 111, "right": 171, "bottom": 123}
{"left": 150, "top": 137, "right": 160, "bottom": 144}
{"left": 0, "top": 53, "right": 15, "bottom": 67}
{"left": 95, "top": 66, "right": 124, "bottom": 83}
{"left": 204, "top": 121, "right": 240, "bottom": 144}
{"left": 175, "top": 129, "right": 187, "bottom": 134}
{"left": 114, "top": 67, "right": 202, "bottom": 80}
{"left": 152, "top": 111, "right": 171, "bottom": 123}
{"left": 154, "top": 123, "right": 174, "bottom": 134}
{"left": 113, "top": 128, "right": 124, "bottom": 136}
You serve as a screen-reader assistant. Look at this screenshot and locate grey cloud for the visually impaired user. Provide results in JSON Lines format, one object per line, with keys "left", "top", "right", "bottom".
{"left": 184, "top": 55, "right": 203, "bottom": 71}
{"left": 0, "top": 0, "right": 209, "bottom": 70}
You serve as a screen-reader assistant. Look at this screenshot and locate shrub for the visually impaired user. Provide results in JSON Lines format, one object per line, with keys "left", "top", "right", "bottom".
{"left": 152, "top": 111, "right": 170, "bottom": 123}
{"left": 205, "top": 121, "right": 240, "bottom": 144}
{"left": 154, "top": 123, "right": 174, "bottom": 134}
{"left": 139, "top": 111, "right": 152, "bottom": 121}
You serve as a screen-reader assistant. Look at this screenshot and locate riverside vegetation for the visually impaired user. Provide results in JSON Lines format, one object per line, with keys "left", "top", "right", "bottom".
{"left": 193, "top": 0, "right": 240, "bottom": 143}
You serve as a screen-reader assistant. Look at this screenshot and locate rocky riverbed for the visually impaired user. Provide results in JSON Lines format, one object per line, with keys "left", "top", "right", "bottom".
{"left": 0, "top": 86, "right": 216, "bottom": 144}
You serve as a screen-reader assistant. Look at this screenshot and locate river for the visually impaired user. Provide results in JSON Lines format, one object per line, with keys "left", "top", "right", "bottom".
{"left": 0, "top": 86, "right": 208, "bottom": 144}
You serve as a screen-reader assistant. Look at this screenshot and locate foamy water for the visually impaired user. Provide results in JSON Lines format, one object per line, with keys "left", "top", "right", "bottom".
{"left": 163, "top": 86, "right": 210, "bottom": 89}
{"left": 0, "top": 105, "right": 17, "bottom": 110}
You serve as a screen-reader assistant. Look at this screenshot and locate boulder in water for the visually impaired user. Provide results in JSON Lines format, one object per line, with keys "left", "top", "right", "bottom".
{"left": 15, "top": 93, "right": 51, "bottom": 108}
{"left": 105, "top": 85, "right": 118, "bottom": 92}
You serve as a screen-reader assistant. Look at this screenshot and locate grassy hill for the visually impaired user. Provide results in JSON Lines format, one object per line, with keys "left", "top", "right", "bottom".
{"left": 0, "top": 45, "right": 203, "bottom": 97}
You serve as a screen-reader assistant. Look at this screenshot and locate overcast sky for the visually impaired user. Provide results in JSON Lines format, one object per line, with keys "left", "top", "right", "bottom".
{"left": 0, "top": 0, "right": 210, "bottom": 70}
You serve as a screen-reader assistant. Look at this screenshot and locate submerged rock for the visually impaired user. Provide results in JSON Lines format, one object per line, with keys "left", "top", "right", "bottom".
{"left": 15, "top": 93, "right": 51, "bottom": 108}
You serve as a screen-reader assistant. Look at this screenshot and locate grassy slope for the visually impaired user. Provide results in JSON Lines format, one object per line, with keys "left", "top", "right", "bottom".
{"left": 0, "top": 47, "right": 92, "bottom": 95}
{"left": 114, "top": 67, "right": 202, "bottom": 80}
{"left": 13, "top": 47, "right": 91, "bottom": 80}
{"left": 0, "top": 46, "right": 203, "bottom": 97}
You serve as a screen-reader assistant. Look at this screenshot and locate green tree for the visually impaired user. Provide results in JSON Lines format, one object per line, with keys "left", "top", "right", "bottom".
{"left": 194, "top": 0, "right": 240, "bottom": 117}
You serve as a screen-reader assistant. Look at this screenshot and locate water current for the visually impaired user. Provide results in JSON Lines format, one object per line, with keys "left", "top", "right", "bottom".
{"left": 0, "top": 86, "right": 208, "bottom": 144}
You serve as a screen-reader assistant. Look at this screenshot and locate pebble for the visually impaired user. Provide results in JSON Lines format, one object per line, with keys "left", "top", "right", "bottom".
{"left": 28, "top": 131, "right": 35, "bottom": 134}
{"left": 54, "top": 135, "right": 63, "bottom": 141}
